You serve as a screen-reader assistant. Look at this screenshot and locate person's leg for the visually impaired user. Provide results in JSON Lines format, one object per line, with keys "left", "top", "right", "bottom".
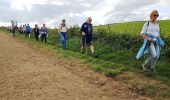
{"left": 150, "top": 44, "right": 160, "bottom": 71}
{"left": 90, "top": 42, "right": 95, "bottom": 55}
{"left": 60, "top": 33, "right": 64, "bottom": 49}
{"left": 36, "top": 33, "right": 39, "bottom": 41}
{"left": 41, "top": 34, "right": 44, "bottom": 42}
{"left": 156, "top": 43, "right": 160, "bottom": 60}
{"left": 21, "top": 30, "right": 23, "bottom": 35}
{"left": 81, "top": 36, "right": 86, "bottom": 53}
{"left": 12, "top": 29, "right": 15, "bottom": 36}
{"left": 143, "top": 42, "right": 157, "bottom": 71}
{"left": 80, "top": 45, "right": 84, "bottom": 53}
{"left": 14, "top": 29, "right": 15, "bottom": 36}
{"left": 88, "top": 35, "right": 95, "bottom": 55}
{"left": 35, "top": 33, "right": 37, "bottom": 40}
{"left": 45, "top": 34, "right": 47, "bottom": 43}
{"left": 63, "top": 33, "right": 67, "bottom": 49}
{"left": 28, "top": 33, "right": 31, "bottom": 38}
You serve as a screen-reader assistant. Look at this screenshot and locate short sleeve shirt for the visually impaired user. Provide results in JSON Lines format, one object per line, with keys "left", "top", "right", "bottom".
{"left": 140, "top": 22, "right": 160, "bottom": 37}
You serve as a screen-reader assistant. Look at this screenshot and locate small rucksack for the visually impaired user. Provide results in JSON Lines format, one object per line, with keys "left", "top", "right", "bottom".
{"left": 146, "top": 21, "right": 161, "bottom": 34}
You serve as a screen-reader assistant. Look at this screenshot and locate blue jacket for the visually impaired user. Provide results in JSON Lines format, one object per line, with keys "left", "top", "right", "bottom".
{"left": 136, "top": 33, "right": 164, "bottom": 59}
{"left": 26, "top": 25, "right": 31, "bottom": 33}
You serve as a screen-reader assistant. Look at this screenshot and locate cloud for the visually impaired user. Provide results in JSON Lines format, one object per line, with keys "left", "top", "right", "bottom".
{"left": 104, "top": 0, "right": 161, "bottom": 23}
{"left": 0, "top": 0, "right": 105, "bottom": 27}
{"left": 0, "top": 0, "right": 170, "bottom": 27}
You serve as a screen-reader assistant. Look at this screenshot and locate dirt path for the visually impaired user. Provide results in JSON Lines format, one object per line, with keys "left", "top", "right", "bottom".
{"left": 0, "top": 32, "right": 151, "bottom": 100}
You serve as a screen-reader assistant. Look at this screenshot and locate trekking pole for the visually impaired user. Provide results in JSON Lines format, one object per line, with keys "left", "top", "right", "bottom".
{"left": 84, "top": 36, "right": 87, "bottom": 54}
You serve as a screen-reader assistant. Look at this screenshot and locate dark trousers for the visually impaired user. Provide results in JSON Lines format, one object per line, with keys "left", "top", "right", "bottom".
{"left": 12, "top": 29, "right": 15, "bottom": 36}
{"left": 41, "top": 34, "right": 47, "bottom": 43}
{"left": 26, "top": 32, "right": 30, "bottom": 37}
{"left": 35, "top": 33, "right": 39, "bottom": 41}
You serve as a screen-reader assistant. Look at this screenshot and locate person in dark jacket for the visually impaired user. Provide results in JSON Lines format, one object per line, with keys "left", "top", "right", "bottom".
{"left": 80, "top": 17, "right": 97, "bottom": 57}
{"left": 33, "top": 24, "right": 40, "bottom": 41}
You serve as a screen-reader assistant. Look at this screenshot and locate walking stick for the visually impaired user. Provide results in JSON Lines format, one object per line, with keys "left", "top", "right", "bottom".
{"left": 84, "top": 36, "right": 87, "bottom": 54}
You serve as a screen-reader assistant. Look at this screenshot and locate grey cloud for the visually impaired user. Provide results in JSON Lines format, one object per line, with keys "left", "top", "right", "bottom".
{"left": 0, "top": 0, "right": 103, "bottom": 26}
{"left": 104, "top": 0, "right": 161, "bottom": 24}
{"left": 0, "top": 0, "right": 169, "bottom": 27}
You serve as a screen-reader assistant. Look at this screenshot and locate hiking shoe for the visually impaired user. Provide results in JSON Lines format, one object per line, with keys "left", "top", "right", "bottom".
{"left": 150, "top": 68, "right": 158, "bottom": 73}
{"left": 91, "top": 53, "right": 99, "bottom": 58}
{"left": 142, "top": 64, "right": 150, "bottom": 72}
{"left": 80, "top": 50, "right": 84, "bottom": 54}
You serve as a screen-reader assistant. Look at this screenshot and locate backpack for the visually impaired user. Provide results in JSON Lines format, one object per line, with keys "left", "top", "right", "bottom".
{"left": 146, "top": 21, "right": 161, "bottom": 33}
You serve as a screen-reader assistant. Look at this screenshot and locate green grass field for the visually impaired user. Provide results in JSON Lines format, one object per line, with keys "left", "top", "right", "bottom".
{"left": 94, "top": 20, "right": 170, "bottom": 37}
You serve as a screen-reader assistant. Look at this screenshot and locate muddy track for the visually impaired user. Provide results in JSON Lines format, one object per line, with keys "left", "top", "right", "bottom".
{"left": 0, "top": 32, "right": 151, "bottom": 100}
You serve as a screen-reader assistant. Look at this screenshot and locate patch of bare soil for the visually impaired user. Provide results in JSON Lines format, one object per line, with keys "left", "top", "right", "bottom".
{"left": 0, "top": 32, "right": 151, "bottom": 100}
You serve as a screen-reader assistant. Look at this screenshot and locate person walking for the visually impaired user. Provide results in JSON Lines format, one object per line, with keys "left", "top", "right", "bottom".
{"left": 136, "top": 10, "right": 164, "bottom": 72}
{"left": 26, "top": 24, "right": 31, "bottom": 38}
{"left": 11, "top": 20, "right": 15, "bottom": 36}
{"left": 41, "top": 24, "right": 48, "bottom": 43}
{"left": 33, "top": 24, "right": 40, "bottom": 41}
{"left": 80, "top": 17, "right": 98, "bottom": 57}
{"left": 58, "top": 19, "right": 68, "bottom": 49}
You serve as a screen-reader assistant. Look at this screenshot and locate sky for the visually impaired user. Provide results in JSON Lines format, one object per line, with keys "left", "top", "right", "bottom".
{"left": 0, "top": 0, "right": 170, "bottom": 28}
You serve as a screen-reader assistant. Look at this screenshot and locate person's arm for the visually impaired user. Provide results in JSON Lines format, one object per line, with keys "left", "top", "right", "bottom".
{"left": 38, "top": 28, "right": 40, "bottom": 33}
{"left": 40, "top": 27, "right": 42, "bottom": 33}
{"left": 91, "top": 24, "right": 93, "bottom": 33}
{"left": 58, "top": 25, "right": 62, "bottom": 33}
{"left": 80, "top": 23, "right": 86, "bottom": 36}
{"left": 66, "top": 25, "right": 68, "bottom": 32}
{"left": 141, "top": 33, "right": 152, "bottom": 41}
{"left": 46, "top": 27, "right": 48, "bottom": 33}
{"left": 140, "top": 22, "right": 153, "bottom": 41}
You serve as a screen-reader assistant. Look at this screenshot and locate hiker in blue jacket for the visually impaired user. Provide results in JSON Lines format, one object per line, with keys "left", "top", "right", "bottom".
{"left": 26, "top": 24, "right": 31, "bottom": 38}
{"left": 136, "top": 10, "right": 164, "bottom": 72}
{"left": 41, "top": 24, "right": 48, "bottom": 43}
{"left": 80, "top": 17, "right": 98, "bottom": 57}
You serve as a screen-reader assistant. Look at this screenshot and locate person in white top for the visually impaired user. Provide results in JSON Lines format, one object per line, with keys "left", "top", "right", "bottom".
{"left": 140, "top": 10, "right": 162, "bottom": 72}
{"left": 58, "top": 19, "right": 68, "bottom": 49}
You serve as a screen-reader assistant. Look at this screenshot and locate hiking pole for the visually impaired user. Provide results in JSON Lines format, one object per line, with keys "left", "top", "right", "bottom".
{"left": 84, "top": 36, "right": 87, "bottom": 55}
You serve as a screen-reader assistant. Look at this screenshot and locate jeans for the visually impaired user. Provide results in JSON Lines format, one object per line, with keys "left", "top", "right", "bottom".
{"left": 60, "top": 32, "right": 67, "bottom": 49}
{"left": 144, "top": 42, "right": 160, "bottom": 69}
